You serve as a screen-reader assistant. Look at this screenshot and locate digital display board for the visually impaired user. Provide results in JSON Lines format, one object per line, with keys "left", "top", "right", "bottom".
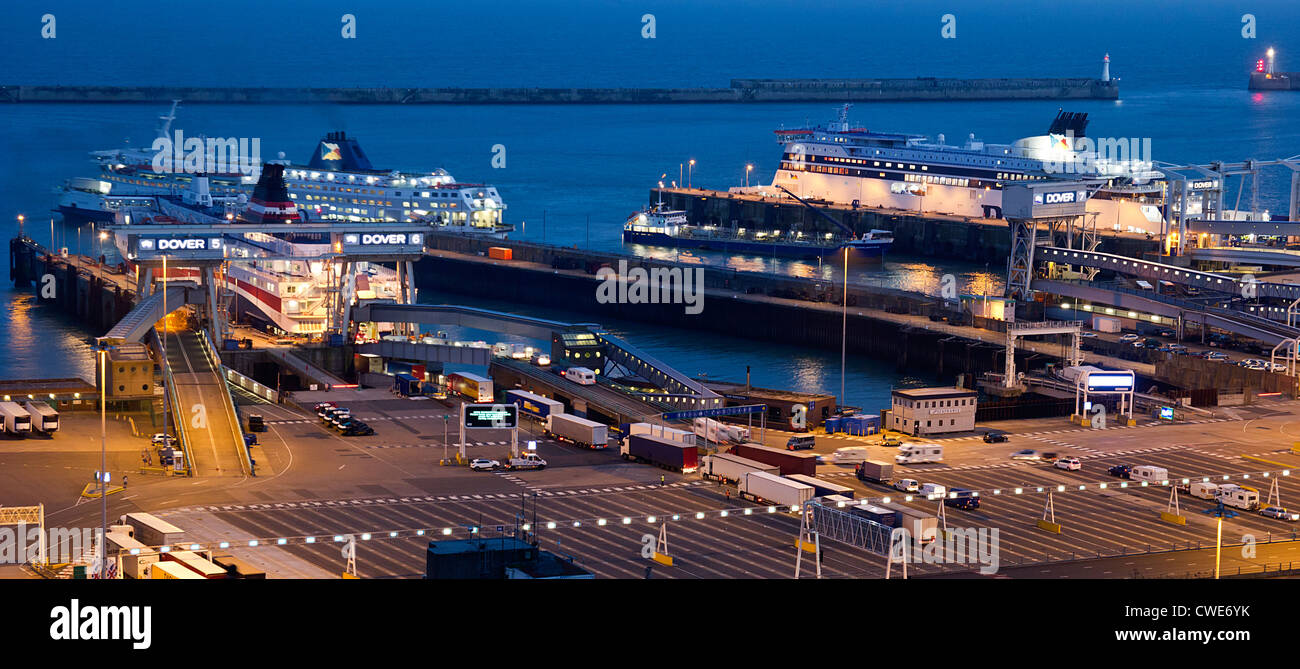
{"left": 1159, "top": 407, "right": 1174, "bottom": 420}
{"left": 463, "top": 403, "right": 517, "bottom": 429}
{"left": 1086, "top": 372, "right": 1134, "bottom": 391}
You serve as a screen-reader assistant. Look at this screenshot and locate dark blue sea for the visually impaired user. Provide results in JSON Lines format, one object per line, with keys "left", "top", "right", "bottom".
{"left": 1, "top": 0, "right": 1297, "bottom": 410}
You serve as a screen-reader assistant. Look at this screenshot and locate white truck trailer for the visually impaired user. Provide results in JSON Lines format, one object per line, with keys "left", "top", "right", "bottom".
{"left": 738, "top": 471, "right": 814, "bottom": 507}
{"left": 699, "top": 452, "right": 778, "bottom": 484}
{"left": 0, "top": 401, "right": 33, "bottom": 435}
{"left": 22, "top": 402, "right": 59, "bottom": 434}
{"left": 545, "top": 413, "right": 608, "bottom": 449}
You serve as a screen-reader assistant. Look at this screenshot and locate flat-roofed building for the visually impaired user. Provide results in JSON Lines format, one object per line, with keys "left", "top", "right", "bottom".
{"left": 890, "top": 387, "right": 978, "bottom": 436}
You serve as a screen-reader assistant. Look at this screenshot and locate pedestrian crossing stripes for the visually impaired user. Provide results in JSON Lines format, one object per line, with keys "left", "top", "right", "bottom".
{"left": 159, "top": 480, "right": 709, "bottom": 516}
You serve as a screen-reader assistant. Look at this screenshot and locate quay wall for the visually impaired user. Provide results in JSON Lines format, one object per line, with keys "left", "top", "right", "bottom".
{"left": 0, "top": 78, "right": 1118, "bottom": 104}
{"left": 9, "top": 238, "right": 135, "bottom": 335}
{"left": 413, "top": 248, "right": 1053, "bottom": 385}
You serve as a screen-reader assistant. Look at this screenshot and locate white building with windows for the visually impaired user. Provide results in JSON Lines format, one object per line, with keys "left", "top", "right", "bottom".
{"left": 889, "top": 387, "right": 978, "bottom": 436}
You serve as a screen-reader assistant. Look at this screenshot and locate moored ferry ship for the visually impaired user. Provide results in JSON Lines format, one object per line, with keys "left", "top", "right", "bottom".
{"left": 732, "top": 105, "right": 1168, "bottom": 236}
{"left": 622, "top": 201, "right": 893, "bottom": 261}
{"left": 55, "top": 103, "right": 509, "bottom": 237}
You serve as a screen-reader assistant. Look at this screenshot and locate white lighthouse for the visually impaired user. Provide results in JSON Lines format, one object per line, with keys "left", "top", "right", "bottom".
{"left": 1102, "top": 53, "right": 1111, "bottom": 82}
{"left": 1267, "top": 47, "right": 1276, "bottom": 75}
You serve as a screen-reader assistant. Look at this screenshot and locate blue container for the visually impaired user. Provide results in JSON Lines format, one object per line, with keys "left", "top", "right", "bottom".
{"left": 327, "top": 333, "right": 345, "bottom": 347}
{"left": 824, "top": 417, "right": 843, "bottom": 434}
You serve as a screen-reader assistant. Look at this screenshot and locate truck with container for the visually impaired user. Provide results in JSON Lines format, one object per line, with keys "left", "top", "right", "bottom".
{"left": 693, "top": 417, "right": 750, "bottom": 444}
{"left": 393, "top": 373, "right": 422, "bottom": 397}
{"left": 855, "top": 459, "right": 895, "bottom": 484}
{"left": 785, "top": 474, "right": 855, "bottom": 499}
{"left": 0, "top": 401, "right": 33, "bottom": 435}
{"left": 447, "top": 372, "right": 494, "bottom": 402}
{"left": 878, "top": 501, "right": 939, "bottom": 545}
{"left": 698, "top": 452, "right": 778, "bottom": 484}
{"left": 738, "top": 471, "right": 814, "bottom": 507}
{"left": 622, "top": 433, "right": 698, "bottom": 473}
{"left": 545, "top": 413, "right": 609, "bottom": 449}
{"left": 731, "top": 442, "right": 817, "bottom": 477}
{"left": 21, "top": 401, "right": 58, "bottom": 434}
{"left": 505, "top": 389, "right": 564, "bottom": 421}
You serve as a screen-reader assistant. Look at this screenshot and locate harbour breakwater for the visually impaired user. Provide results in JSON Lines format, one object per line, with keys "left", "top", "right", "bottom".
{"left": 0, "top": 78, "right": 1118, "bottom": 104}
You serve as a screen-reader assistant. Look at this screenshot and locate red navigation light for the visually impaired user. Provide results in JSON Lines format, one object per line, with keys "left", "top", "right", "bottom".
{"left": 1256, "top": 59, "right": 1266, "bottom": 73}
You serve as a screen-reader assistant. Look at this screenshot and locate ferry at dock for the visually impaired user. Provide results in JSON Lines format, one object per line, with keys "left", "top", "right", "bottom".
{"left": 54, "top": 102, "right": 509, "bottom": 238}
{"left": 623, "top": 202, "right": 894, "bottom": 261}
{"left": 732, "top": 104, "right": 1169, "bottom": 236}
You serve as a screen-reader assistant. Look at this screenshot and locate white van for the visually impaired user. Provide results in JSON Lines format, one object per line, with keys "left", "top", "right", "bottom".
{"left": 1216, "top": 484, "right": 1260, "bottom": 511}
{"left": 833, "top": 446, "right": 870, "bottom": 463}
{"left": 565, "top": 367, "right": 597, "bottom": 386}
{"left": 895, "top": 443, "right": 943, "bottom": 465}
{"left": 1129, "top": 465, "right": 1168, "bottom": 484}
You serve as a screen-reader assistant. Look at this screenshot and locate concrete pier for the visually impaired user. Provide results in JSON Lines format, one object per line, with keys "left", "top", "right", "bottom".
{"left": 0, "top": 77, "right": 1118, "bottom": 104}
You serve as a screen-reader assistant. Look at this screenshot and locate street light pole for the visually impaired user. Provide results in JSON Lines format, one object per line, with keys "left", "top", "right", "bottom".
{"left": 841, "top": 248, "right": 848, "bottom": 411}
{"left": 98, "top": 347, "right": 107, "bottom": 578}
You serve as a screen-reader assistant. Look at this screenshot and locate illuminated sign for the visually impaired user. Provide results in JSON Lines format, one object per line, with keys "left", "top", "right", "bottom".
{"left": 1190, "top": 180, "right": 1218, "bottom": 191}
{"left": 463, "top": 403, "right": 517, "bottom": 429}
{"left": 1158, "top": 406, "right": 1174, "bottom": 420}
{"left": 342, "top": 233, "right": 424, "bottom": 246}
{"left": 1034, "top": 191, "right": 1083, "bottom": 205}
{"left": 1086, "top": 372, "right": 1134, "bottom": 391}
{"left": 137, "top": 237, "right": 222, "bottom": 251}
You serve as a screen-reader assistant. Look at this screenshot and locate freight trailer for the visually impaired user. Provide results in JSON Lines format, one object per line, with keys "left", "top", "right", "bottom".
{"left": 730, "top": 442, "right": 817, "bottom": 477}
{"left": 545, "top": 413, "right": 608, "bottom": 449}
{"left": 120, "top": 513, "right": 184, "bottom": 548}
{"left": 699, "top": 452, "right": 778, "bottom": 484}
{"left": 447, "top": 372, "right": 494, "bottom": 402}
{"left": 877, "top": 501, "right": 939, "bottom": 545}
{"left": 785, "top": 474, "right": 856, "bottom": 499}
{"left": 22, "top": 401, "right": 58, "bottom": 434}
{"left": 855, "top": 459, "right": 895, "bottom": 484}
{"left": 622, "top": 433, "right": 698, "bottom": 473}
{"left": 624, "top": 422, "right": 695, "bottom": 446}
{"left": 506, "top": 389, "right": 564, "bottom": 421}
{"left": 738, "top": 471, "right": 814, "bottom": 507}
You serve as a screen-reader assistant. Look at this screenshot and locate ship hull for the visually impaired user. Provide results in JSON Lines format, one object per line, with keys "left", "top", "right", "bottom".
{"left": 622, "top": 229, "right": 886, "bottom": 262}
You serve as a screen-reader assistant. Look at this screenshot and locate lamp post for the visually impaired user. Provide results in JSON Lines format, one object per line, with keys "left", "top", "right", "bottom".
{"left": 98, "top": 346, "right": 108, "bottom": 578}
{"left": 745, "top": 164, "right": 753, "bottom": 188}
{"left": 688, "top": 159, "right": 695, "bottom": 189}
{"left": 840, "top": 248, "right": 848, "bottom": 411}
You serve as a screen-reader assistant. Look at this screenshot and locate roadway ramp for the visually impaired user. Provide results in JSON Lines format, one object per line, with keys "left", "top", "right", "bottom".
{"left": 162, "top": 329, "right": 249, "bottom": 477}
{"left": 103, "top": 284, "right": 206, "bottom": 343}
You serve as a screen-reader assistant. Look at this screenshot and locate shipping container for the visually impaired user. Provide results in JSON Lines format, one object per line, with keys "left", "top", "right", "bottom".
{"left": 739, "top": 471, "right": 814, "bottom": 507}
{"left": 624, "top": 422, "right": 694, "bottom": 446}
{"left": 393, "top": 373, "right": 422, "bottom": 396}
{"left": 447, "top": 372, "right": 494, "bottom": 402}
{"left": 848, "top": 502, "right": 897, "bottom": 527}
{"left": 488, "top": 246, "right": 513, "bottom": 261}
{"left": 877, "top": 501, "right": 939, "bottom": 545}
{"left": 1092, "top": 315, "right": 1122, "bottom": 333}
{"left": 698, "top": 452, "right": 778, "bottom": 484}
{"left": 151, "top": 561, "right": 203, "bottom": 579}
{"left": 21, "top": 401, "right": 59, "bottom": 433}
{"left": 212, "top": 555, "right": 267, "bottom": 579}
{"left": 545, "top": 413, "right": 609, "bottom": 449}
{"left": 506, "top": 389, "right": 564, "bottom": 421}
{"left": 121, "top": 513, "right": 185, "bottom": 548}
{"left": 855, "top": 459, "right": 895, "bottom": 483}
{"left": 785, "top": 474, "right": 856, "bottom": 499}
{"left": 622, "top": 433, "right": 698, "bottom": 473}
{"left": 163, "top": 551, "right": 228, "bottom": 579}
{"left": 730, "top": 442, "right": 817, "bottom": 477}
{"left": 106, "top": 532, "right": 157, "bottom": 580}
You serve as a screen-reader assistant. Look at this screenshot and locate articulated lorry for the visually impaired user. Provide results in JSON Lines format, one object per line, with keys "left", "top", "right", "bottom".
{"left": 699, "top": 452, "right": 778, "bottom": 484}
{"left": 545, "top": 413, "right": 608, "bottom": 449}
{"left": 738, "top": 471, "right": 814, "bottom": 507}
{"left": 622, "top": 433, "right": 698, "bottom": 473}
{"left": 730, "top": 442, "right": 817, "bottom": 477}
{"left": 506, "top": 389, "right": 564, "bottom": 421}
{"left": 855, "top": 459, "right": 894, "bottom": 484}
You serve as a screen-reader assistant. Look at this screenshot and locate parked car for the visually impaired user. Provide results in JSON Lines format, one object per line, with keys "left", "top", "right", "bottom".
{"left": 1108, "top": 464, "right": 1134, "bottom": 478}
{"left": 1080, "top": 331, "right": 1098, "bottom": 338}
{"left": 1010, "top": 449, "right": 1041, "bottom": 460}
{"left": 881, "top": 436, "right": 903, "bottom": 448}
{"left": 982, "top": 432, "right": 1008, "bottom": 444}
{"left": 1155, "top": 329, "right": 1177, "bottom": 338}
{"left": 151, "top": 433, "right": 176, "bottom": 446}
{"left": 894, "top": 478, "right": 920, "bottom": 493}
{"left": 1055, "top": 457, "right": 1082, "bottom": 471}
{"left": 1259, "top": 506, "right": 1300, "bottom": 521}
{"left": 341, "top": 423, "right": 375, "bottom": 437}
{"left": 469, "top": 458, "right": 501, "bottom": 472}
{"left": 1119, "top": 334, "right": 1140, "bottom": 342}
